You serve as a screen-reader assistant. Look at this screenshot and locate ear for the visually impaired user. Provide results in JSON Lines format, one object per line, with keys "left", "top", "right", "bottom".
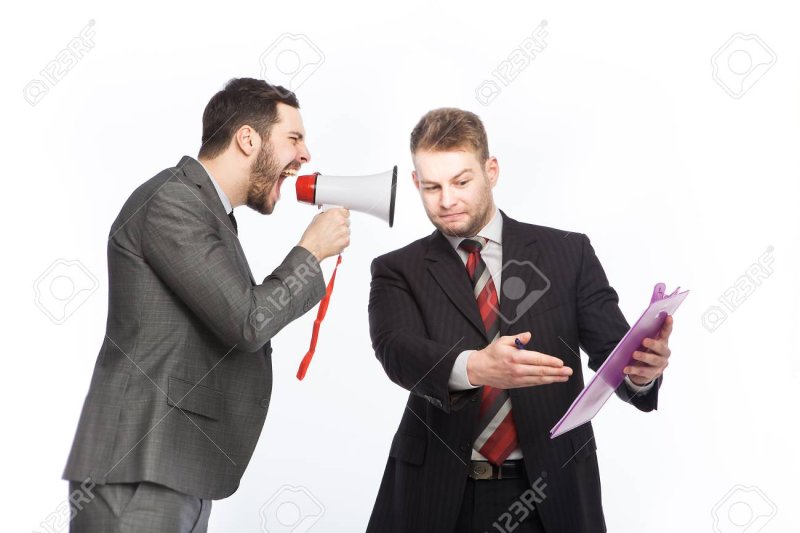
{"left": 484, "top": 156, "right": 499, "bottom": 188}
{"left": 411, "top": 169, "right": 421, "bottom": 192}
{"left": 234, "top": 125, "right": 259, "bottom": 157}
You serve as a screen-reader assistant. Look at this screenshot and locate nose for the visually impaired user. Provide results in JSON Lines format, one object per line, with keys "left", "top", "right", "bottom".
{"left": 439, "top": 186, "right": 457, "bottom": 209}
{"left": 298, "top": 143, "right": 311, "bottom": 165}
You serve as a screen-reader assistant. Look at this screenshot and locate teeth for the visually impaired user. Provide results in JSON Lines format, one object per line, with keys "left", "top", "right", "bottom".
{"left": 281, "top": 169, "right": 298, "bottom": 177}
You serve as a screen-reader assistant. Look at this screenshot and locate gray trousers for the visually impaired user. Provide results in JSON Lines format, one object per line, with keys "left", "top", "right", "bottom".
{"left": 69, "top": 481, "right": 212, "bottom": 533}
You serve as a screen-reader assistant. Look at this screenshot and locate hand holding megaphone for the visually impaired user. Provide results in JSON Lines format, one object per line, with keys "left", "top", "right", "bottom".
{"left": 297, "top": 208, "right": 351, "bottom": 262}
{"left": 293, "top": 166, "right": 397, "bottom": 381}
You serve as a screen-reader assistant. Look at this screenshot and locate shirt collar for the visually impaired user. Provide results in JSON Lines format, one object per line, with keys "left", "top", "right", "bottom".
{"left": 443, "top": 207, "right": 503, "bottom": 250}
{"left": 197, "top": 159, "right": 232, "bottom": 215}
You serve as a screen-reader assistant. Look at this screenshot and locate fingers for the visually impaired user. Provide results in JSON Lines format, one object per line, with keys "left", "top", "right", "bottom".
{"left": 514, "top": 352, "right": 566, "bottom": 370}
{"left": 506, "top": 351, "right": 573, "bottom": 388}
{"left": 484, "top": 334, "right": 577, "bottom": 388}
{"left": 624, "top": 362, "right": 661, "bottom": 382}
{"left": 513, "top": 331, "right": 532, "bottom": 345}
{"left": 631, "top": 350, "right": 666, "bottom": 367}
{"left": 513, "top": 360, "right": 572, "bottom": 377}
{"left": 657, "top": 315, "right": 673, "bottom": 340}
{"left": 331, "top": 207, "right": 350, "bottom": 219}
{"left": 531, "top": 366, "right": 572, "bottom": 379}
{"left": 507, "top": 374, "right": 571, "bottom": 388}
{"left": 625, "top": 347, "right": 668, "bottom": 382}
{"left": 642, "top": 337, "right": 671, "bottom": 358}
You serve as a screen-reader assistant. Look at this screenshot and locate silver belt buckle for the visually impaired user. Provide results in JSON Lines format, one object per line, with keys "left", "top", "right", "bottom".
{"left": 469, "top": 461, "right": 494, "bottom": 480}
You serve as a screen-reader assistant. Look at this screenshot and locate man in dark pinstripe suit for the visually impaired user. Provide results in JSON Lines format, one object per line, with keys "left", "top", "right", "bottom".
{"left": 367, "top": 108, "right": 674, "bottom": 532}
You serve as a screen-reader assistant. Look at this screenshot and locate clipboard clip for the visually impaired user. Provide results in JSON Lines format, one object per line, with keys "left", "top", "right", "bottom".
{"left": 650, "top": 283, "right": 666, "bottom": 303}
{"left": 651, "top": 282, "right": 682, "bottom": 304}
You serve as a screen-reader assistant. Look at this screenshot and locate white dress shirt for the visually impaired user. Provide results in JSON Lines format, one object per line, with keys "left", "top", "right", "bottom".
{"left": 198, "top": 159, "right": 233, "bottom": 215}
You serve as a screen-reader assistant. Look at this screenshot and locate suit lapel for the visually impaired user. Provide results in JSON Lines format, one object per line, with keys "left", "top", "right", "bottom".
{"left": 425, "top": 231, "right": 487, "bottom": 339}
{"left": 178, "top": 156, "right": 256, "bottom": 286}
{"left": 497, "top": 212, "right": 547, "bottom": 336}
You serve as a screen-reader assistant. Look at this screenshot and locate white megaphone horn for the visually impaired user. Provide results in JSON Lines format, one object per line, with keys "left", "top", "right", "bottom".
{"left": 295, "top": 166, "right": 397, "bottom": 227}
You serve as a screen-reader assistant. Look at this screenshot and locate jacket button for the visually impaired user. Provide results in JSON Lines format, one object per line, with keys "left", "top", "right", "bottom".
{"left": 260, "top": 399, "right": 270, "bottom": 409}
{"left": 460, "top": 443, "right": 470, "bottom": 452}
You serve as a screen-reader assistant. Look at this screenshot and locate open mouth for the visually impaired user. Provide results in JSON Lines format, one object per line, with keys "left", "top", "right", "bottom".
{"left": 275, "top": 168, "right": 299, "bottom": 199}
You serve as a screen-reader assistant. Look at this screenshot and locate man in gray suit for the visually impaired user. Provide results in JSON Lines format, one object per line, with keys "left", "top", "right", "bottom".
{"left": 63, "top": 78, "right": 350, "bottom": 532}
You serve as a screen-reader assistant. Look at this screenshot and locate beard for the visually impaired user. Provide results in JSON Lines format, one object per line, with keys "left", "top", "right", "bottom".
{"left": 246, "top": 140, "right": 283, "bottom": 215}
{"left": 432, "top": 181, "right": 495, "bottom": 239}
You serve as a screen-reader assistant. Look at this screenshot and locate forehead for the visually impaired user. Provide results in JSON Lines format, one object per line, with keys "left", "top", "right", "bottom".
{"left": 413, "top": 149, "right": 482, "bottom": 182}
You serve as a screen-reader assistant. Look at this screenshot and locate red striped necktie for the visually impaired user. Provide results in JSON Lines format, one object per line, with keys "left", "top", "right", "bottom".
{"left": 459, "top": 237, "right": 519, "bottom": 466}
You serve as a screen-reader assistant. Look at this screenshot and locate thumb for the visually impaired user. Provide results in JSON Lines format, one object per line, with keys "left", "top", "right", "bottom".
{"left": 513, "top": 331, "right": 532, "bottom": 345}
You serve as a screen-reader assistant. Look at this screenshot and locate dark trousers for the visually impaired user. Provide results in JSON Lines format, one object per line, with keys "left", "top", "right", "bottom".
{"left": 69, "top": 481, "right": 212, "bottom": 533}
{"left": 454, "top": 475, "right": 546, "bottom": 533}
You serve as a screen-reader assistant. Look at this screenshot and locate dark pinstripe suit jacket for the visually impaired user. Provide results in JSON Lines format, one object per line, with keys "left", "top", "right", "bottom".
{"left": 63, "top": 156, "right": 326, "bottom": 500}
{"left": 367, "top": 211, "right": 660, "bottom": 533}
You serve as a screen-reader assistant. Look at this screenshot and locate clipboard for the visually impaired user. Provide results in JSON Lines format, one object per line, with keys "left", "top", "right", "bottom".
{"left": 549, "top": 283, "right": 689, "bottom": 439}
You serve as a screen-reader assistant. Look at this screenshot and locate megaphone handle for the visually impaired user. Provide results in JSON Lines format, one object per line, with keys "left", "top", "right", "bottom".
{"left": 318, "top": 203, "right": 341, "bottom": 212}
{"left": 297, "top": 253, "right": 343, "bottom": 380}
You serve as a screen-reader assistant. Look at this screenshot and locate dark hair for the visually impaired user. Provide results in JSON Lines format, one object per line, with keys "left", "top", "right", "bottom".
{"left": 410, "top": 107, "right": 489, "bottom": 162}
{"left": 198, "top": 78, "right": 300, "bottom": 159}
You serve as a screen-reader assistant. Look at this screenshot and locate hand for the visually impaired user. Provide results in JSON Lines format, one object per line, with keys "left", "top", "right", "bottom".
{"left": 298, "top": 208, "right": 351, "bottom": 261}
{"left": 625, "top": 315, "right": 673, "bottom": 386}
{"left": 466, "top": 332, "right": 573, "bottom": 389}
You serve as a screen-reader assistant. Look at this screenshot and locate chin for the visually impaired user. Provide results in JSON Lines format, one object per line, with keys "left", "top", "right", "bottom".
{"left": 441, "top": 219, "right": 473, "bottom": 237}
{"left": 264, "top": 194, "right": 280, "bottom": 214}
{"left": 246, "top": 197, "right": 273, "bottom": 215}
{"left": 258, "top": 201, "right": 275, "bottom": 215}
{"left": 438, "top": 223, "right": 467, "bottom": 237}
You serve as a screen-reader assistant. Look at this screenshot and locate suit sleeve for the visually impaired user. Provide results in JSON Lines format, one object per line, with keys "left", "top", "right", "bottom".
{"left": 369, "top": 255, "right": 479, "bottom": 413}
{"left": 575, "top": 233, "right": 660, "bottom": 411}
{"left": 139, "top": 183, "right": 326, "bottom": 353}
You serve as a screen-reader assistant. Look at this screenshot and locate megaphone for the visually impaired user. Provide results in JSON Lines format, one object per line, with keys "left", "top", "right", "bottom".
{"left": 293, "top": 166, "right": 397, "bottom": 382}
{"left": 295, "top": 166, "right": 397, "bottom": 227}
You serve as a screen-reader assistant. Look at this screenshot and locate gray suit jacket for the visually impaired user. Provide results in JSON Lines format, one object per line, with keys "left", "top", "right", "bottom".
{"left": 63, "top": 156, "right": 326, "bottom": 500}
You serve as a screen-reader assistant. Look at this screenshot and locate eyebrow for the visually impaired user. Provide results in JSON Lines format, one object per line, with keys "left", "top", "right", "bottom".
{"left": 419, "top": 168, "right": 472, "bottom": 185}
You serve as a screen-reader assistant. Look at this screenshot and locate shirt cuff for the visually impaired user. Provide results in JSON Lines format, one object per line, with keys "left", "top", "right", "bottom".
{"left": 448, "top": 350, "right": 480, "bottom": 391}
{"left": 624, "top": 374, "right": 655, "bottom": 393}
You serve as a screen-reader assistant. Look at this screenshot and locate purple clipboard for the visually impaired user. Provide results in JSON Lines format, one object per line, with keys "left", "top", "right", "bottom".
{"left": 549, "top": 283, "right": 689, "bottom": 439}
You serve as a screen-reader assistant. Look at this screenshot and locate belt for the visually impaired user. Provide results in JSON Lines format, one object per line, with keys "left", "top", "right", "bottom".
{"left": 468, "top": 460, "right": 525, "bottom": 480}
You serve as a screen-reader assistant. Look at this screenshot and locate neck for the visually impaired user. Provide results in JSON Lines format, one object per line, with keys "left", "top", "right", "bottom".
{"left": 198, "top": 154, "right": 248, "bottom": 207}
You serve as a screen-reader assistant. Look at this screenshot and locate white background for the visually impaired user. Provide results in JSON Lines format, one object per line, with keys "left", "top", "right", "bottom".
{"left": 4, "top": 1, "right": 799, "bottom": 532}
